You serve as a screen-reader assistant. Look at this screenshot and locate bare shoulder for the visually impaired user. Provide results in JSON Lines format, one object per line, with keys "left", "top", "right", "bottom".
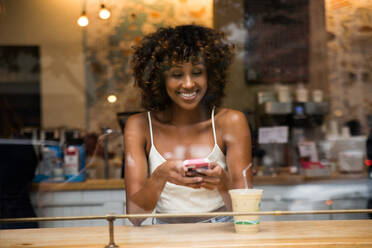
{"left": 124, "top": 112, "right": 149, "bottom": 138}
{"left": 215, "top": 108, "right": 249, "bottom": 128}
{"left": 126, "top": 112, "right": 147, "bottom": 126}
{"left": 216, "top": 108, "right": 251, "bottom": 147}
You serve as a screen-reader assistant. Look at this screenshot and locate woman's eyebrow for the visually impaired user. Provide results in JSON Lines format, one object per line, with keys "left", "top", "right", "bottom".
{"left": 170, "top": 65, "right": 183, "bottom": 68}
{"left": 192, "top": 61, "right": 204, "bottom": 66}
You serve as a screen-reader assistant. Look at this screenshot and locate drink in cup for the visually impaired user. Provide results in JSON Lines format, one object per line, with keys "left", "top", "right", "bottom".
{"left": 229, "top": 188, "right": 263, "bottom": 233}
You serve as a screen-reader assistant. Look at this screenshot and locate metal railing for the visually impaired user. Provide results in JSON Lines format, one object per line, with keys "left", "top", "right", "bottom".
{"left": 1, "top": 209, "right": 372, "bottom": 248}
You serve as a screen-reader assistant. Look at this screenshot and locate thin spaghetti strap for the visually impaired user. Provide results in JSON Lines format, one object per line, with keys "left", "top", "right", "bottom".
{"left": 147, "top": 111, "right": 154, "bottom": 146}
{"left": 211, "top": 106, "right": 217, "bottom": 145}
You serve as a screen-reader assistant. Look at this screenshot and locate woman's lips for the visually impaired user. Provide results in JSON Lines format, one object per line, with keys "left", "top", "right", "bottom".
{"left": 177, "top": 91, "right": 198, "bottom": 100}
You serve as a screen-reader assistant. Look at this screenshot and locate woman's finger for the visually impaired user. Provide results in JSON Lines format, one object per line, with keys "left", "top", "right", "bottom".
{"left": 168, "top": 175, "right": 202, "bottom": 187}
{"left": 185, "top": 183, "right": 202, "bottom": 189}
{"left": 200, "top": 176, "right": 219, "bottom": 184}
{"left": 196, "top": 165, "right": 221, "bottom": 177}
{"left": 200, "top": 182, "right": 216, "bottom": 190}
{"left": 208, "top": 161, "right": 219, "bottom": 169}
{"left": 180, "top": 175, "right": 203, "bottom": 184}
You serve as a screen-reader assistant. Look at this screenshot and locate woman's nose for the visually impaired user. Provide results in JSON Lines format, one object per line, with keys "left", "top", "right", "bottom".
{"left": 182, "top": 75, "right": 195, "bottom": 88}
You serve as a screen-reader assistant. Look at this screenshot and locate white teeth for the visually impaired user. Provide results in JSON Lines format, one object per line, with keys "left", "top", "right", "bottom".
{"left": 180, "top": 92, "right": 196, "bottom": 98}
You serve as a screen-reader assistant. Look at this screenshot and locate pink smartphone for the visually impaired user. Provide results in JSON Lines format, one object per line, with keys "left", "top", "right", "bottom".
{"left": 183, "top": 158, "right": 209, "bottom": 176}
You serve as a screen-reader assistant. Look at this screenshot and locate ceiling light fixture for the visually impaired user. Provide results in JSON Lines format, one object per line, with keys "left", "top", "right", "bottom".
{"left": 99, "top": 4, "right": 111, "bottom": 20}
{"left": 107, "top": 94, "right": 117, "bottom": 103}
{"left": 77, "top": 11, "right": 89, "bottom": 27}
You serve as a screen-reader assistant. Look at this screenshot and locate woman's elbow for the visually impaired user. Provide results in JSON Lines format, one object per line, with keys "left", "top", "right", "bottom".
{"left": 128, "top": 217, "right": 145, "bottom": 226}
{"left": 126, "top": 202, "right": 147, "bottom": 226}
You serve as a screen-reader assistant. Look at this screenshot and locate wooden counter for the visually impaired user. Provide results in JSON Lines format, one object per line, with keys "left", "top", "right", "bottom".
{"left": 253, "top": 172, "right": 367, "bottom": 185}
{"left": 1, "top": 220, "right": 372, "bottom": 247}
{"left": 32, "top": 179, "right": 125, "bottom": 192}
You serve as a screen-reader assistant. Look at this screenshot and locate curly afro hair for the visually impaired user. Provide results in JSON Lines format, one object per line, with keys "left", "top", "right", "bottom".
{"left": 131, "top": 24, "right": 234, "bottom": 111}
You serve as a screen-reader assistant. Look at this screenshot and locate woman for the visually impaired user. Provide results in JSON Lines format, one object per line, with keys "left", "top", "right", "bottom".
{"left": 124, "top": 25, "right": 252, "bottom": 225}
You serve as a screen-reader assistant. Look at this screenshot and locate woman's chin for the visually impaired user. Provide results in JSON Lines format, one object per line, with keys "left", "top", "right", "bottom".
{"left": 174, "top": 101, "right": 200, "bottom": 111}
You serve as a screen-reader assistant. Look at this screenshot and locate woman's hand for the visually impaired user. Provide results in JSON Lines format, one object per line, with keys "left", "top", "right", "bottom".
{"left": 156, "top": 160, "right": 203, "bottom": 189}
{"left": 197, "top": 162, "right": 230, "bottom": 191}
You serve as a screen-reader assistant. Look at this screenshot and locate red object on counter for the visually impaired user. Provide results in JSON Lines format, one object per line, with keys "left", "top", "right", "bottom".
{"left": 365, "top": 159, "right": 372, "bottom": 166}
{"left": 300, "top": 161, "right": 324, "bottom": 169}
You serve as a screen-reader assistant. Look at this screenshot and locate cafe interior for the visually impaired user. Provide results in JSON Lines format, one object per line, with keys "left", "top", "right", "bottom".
{"left": 1, "top": 0, "right": 372, "bottom": 247}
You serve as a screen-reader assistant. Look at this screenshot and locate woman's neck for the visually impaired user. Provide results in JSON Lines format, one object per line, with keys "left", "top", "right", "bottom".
{"left": 160, "top": 105, "right": 210, "bottom": 126}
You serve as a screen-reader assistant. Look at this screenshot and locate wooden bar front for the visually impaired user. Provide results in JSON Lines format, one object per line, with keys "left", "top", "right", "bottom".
{"left": 1, "top": 220, "right": 372, "bottom": 247}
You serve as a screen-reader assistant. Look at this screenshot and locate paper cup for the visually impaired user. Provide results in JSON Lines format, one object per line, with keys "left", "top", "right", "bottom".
{"left": 229, "top": 188, "right": 263, "bottom": 233}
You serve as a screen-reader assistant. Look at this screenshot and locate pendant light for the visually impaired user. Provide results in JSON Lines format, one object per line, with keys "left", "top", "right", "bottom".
{"left": 107, "top": 94, "right": 117, "bottom": 103}
{"left": 77, "top": 10, "right": 89, "bottom": 27}
{"left": 99, "top": 4, "right": 111, "bottom": 20}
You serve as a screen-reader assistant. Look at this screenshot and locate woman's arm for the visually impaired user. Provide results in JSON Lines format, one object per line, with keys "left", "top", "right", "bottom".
{"left": 223, "top": 109, "right": 253, "bottom": 189}
{"left": 199, "top": 109, "right": 252, "bottom": 210}
{"left": 222, "top": 109, "right": 253, "bottom": 209}
{"left": 124, "top": 114, "right": 203, "bottom": 225}
{"left": 124, "top": 114, "right": 163, "bottom": 225}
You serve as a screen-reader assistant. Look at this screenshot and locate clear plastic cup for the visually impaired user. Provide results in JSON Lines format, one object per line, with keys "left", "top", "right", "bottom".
{"left": 229, "top": 189, "right": 263, "bottom": 233}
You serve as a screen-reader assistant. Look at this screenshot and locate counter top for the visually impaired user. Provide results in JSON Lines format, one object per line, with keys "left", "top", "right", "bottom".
{"left": 32, "top": 179, "right": 125, "bottom": 192}
{"left": 253, "top": 172, "right": 367, "bottom": 185}
{"left": 31, "top": 172, "right": 366, "bottom": 192}
{"left": 1, "top": 220, "right": 372, "bottom": 247}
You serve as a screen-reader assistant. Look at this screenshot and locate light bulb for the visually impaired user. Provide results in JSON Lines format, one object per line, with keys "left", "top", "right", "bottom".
{"left": 99, "top": 4, "right": 111, "bottom": 20}
{"left": 107, "top": 94, "right": 117, "bottom": 103}
{"left": 77, "top": 11, "right": 89, "bottom": 27}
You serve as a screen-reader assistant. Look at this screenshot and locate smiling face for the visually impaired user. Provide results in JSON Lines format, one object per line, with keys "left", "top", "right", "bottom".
{"left": 164, "top": 60, "right": 208, "bottom": 111}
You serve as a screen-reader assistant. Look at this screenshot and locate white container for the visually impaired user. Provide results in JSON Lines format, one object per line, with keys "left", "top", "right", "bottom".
{"left": 296, "top": 84, "right": 308, "bottom": 102}
{"left": 312, "top": 89, "right": 323, "bottom": 102}
{"left": 326, "top": 136, "right": 367, "bottom": 172}
{"left": 257, "top": 91, "right": 275, "bottom": 104}
{"left": 64, "top": 146, "right": 80, "bottom": 176}
{"left": 341, "top": 126, "right": 351, "bottom": 138}
{"left": 338, "top": 150, "right": 364, "bottom": 172}
{"left": 277, "top": 85, "right": 291, "bottom": 103}
{"left": 53, "top": 167, "right": 65, "bottom": 182}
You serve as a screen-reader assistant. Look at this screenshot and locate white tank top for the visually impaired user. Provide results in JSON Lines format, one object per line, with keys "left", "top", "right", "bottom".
{"left": 147, "top": 107, "right": 226, "bottom": 213}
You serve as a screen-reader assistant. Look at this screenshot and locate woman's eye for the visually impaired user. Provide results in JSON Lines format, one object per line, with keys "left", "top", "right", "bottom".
{"left": 171, "top": 73, "right": 182, "bottom": 78}
{"left": 192, "top": 70, "right": 202, "bottom": 75}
